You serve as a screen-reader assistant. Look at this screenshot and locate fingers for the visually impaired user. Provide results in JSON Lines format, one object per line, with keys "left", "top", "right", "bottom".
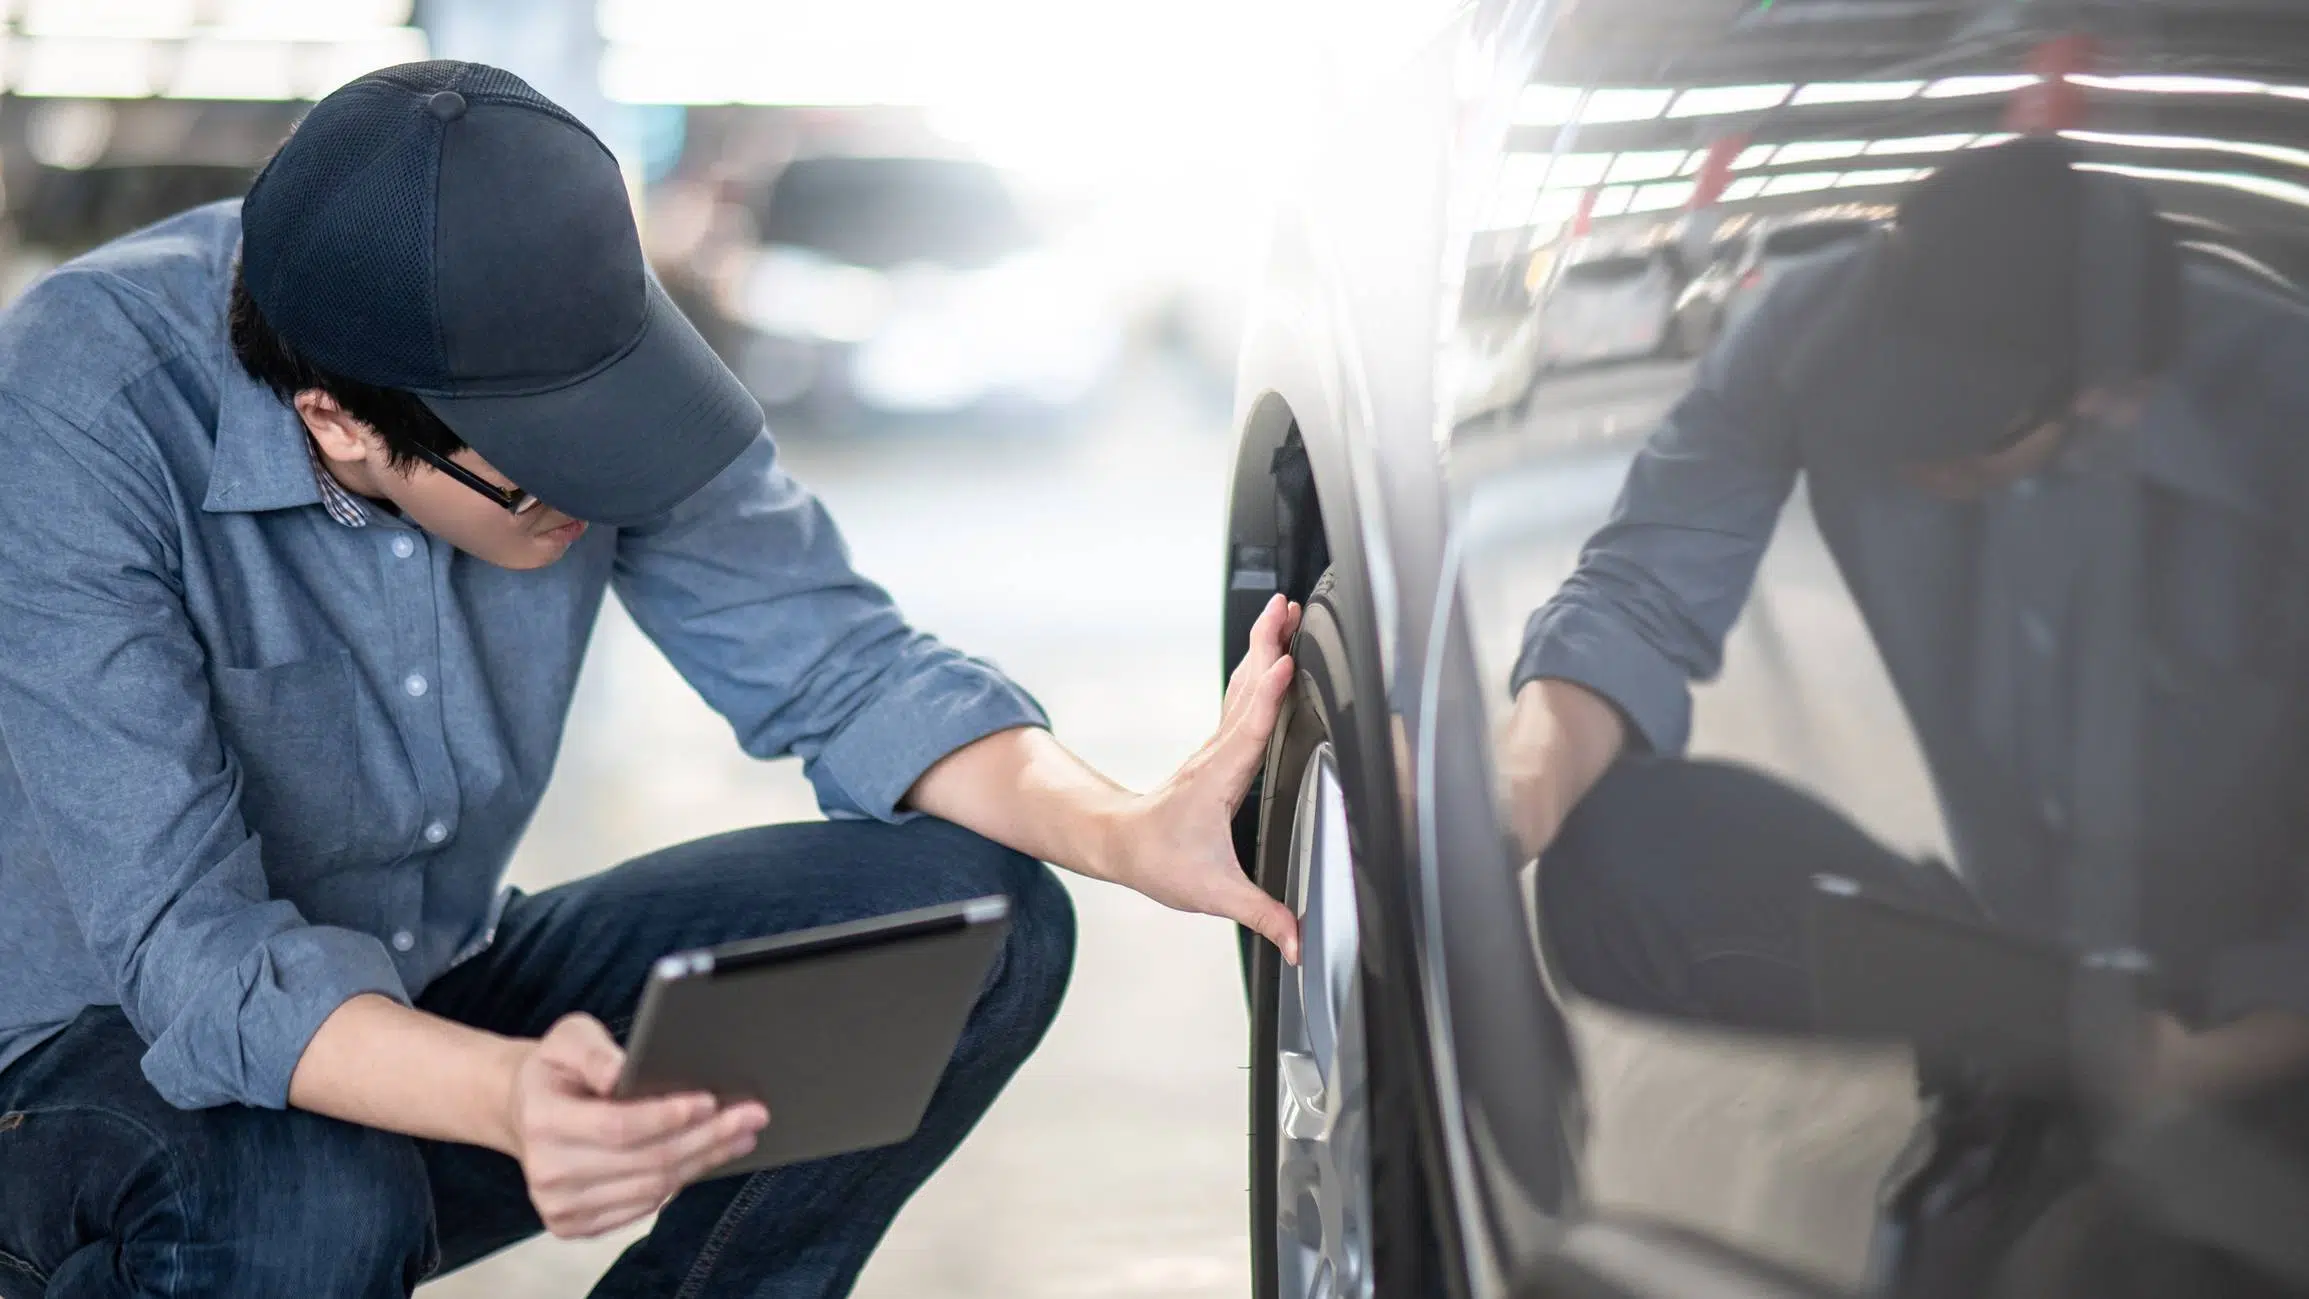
{"left": 552, "top": 1090, "right": 718, "bottom": 1150}
{"left": 645, "top": 1101, "right": 766, "bottom": 1182}
{"left": 1218, "top": 874, "right": 1302, "bottom": 966}
{"left": 540, "top": 1013, "right": 626, "bottom": 1097}
{"left": 1225, "top": 596, "right": 1299, "bottom": 720}
{"left": 531, "top": 1098, "right": 769, "bottom": 1239}
{"left": 1213, "top": 654, "right": 1295, "bottom": 794}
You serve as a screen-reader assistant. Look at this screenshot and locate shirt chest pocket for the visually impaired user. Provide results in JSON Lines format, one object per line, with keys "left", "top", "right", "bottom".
{"left": 209, "top": 652, "right": 365, "bottom": 875}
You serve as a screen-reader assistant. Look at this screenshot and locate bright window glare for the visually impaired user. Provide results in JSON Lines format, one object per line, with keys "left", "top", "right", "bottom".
{"left": 1923, "top": 74, "right": 2039, "bottom": 99}
{"left": 1667, "top": 83, "right": 1791, "bottom": 117}
{"left": 1761, "top": 171, "right": 1838, "bottom": 196}
{"left": 2064, "top": 128, "right": 2309, "bottom": 175}
{"left": 19, "top": 0, "right": 412, "bottom": 39}
{"left": 1605, "top": 149, "right": 1689, "bottom": 184}
{"left": 1791, "top": 80, "right": 1924, "bottom": 105}
{"left": 1580, "top": 87, "right": 1674, "bottom": 123}
{"left": 20, "top": 0, "right": 196, "bottom": 39}
{"left": 1627, "top": 180, "right": 1696, "bottom": 213}
{"left": 2083, "top": 160, "right": 2309, "bottom": 210}
{"left": 2068, "top": 74, "right": 2265, "bottom": 96}
{"left": 1722, "top": 176, "right": 1769, "bottom": 202}
{"left": 1516, "top": 83, "right": 1583, "bottom": 126}
{"left": 1539, "top": 153, "right": 1612, "bottom": 189}
{"left": 1835, "top": 167, "right": 1929, "bottom": 189}
{"left": 1732, "top": 144, "right": 1777, "bottom": 170}
{"left": 307, "top": 27, "right": 427, "bottom": 97}
{"left": 1866, "top": 133, "right": 1974, "bottom": 156}
{"left": 598, "top": 0, "right": 1353, "bottom": 199}
{"left": 167, "top": 37, "right": 297, "bottom": 100}
{"left": 14, "top": 38, "right": 156, "bottom": 97}
{"left": 1588, "top": 185, "right": 1635, "bottom": 218}
{"left": 1532, "top": 189, "right": 1588, "bottom": 225}
{"left": 1771, "top": 139, "right": 1866, "bottom": 165}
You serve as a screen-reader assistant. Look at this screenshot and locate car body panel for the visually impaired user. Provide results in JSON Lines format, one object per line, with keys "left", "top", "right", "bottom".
{"left": 1234, "top": 1, "right": 2309, "bottom": 1296}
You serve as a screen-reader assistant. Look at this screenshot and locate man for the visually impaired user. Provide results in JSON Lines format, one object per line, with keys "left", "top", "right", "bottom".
{"left": 1499, "top": 135, "right": 2309, "bottom": 1097}
{"left": 0, "top": 63, "right": 1302, "bottom": 1297}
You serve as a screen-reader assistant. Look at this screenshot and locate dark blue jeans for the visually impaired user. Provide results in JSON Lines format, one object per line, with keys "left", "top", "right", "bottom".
{"left": 0, "top": 818, "right": 1075, "bottom": 1299}
{"left": 1540, "top": 757, "right": 1976, "bottom": 1034}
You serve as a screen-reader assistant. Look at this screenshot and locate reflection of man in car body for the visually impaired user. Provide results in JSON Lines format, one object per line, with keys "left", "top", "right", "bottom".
{"left": 0, "top": 63, "right": 1307, "bottom": 1296}
{"left": 1499, "top": 134, "right": 2309, "bottom": 1102}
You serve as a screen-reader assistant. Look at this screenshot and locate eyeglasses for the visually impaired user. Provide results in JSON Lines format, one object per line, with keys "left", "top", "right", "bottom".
{"left": 407, "top": 443, "right": 542, "bottom": 516}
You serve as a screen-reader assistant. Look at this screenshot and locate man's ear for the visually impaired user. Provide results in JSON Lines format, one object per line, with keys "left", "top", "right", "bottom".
{"left": 294, "top": 389, "right": 376, "bottom": 466}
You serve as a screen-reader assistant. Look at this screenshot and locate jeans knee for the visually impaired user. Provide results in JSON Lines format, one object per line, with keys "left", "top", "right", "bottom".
{"left": 999, "top": 857, "right": 1076, "bottom": 1027}
{"left": 213, "top": 1115, "right": 434, "bottom": 1297}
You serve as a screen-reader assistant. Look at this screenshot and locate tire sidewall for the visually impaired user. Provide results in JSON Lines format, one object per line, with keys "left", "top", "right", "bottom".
{"left": 1248, "top": 574, "right": 1434, "bottom": 1299}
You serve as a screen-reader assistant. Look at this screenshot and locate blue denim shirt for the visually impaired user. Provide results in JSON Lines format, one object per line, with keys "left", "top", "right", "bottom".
{"left": 0, "top": 202, "right": 1048, "bottom": 1110}
{"left": 1516, "top": 248, "right": 2309, "bottom": 1022}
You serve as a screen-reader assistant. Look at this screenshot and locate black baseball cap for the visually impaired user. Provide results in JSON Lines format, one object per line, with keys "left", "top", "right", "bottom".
{"left": 241, "top": 61, "right": 762, "bottom": 526}
{"left": 1795, "top": 137, "right": 2086, "bottom": 468}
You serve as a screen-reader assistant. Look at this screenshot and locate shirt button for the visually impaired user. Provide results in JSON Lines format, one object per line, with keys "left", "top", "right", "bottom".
{"left": 402, "top": 673, "right": 429, "bottom": 698}
{"left": 391, "top": 535, "right": 416, "bottom": 559}
{"left": 390, "top": 930, "right": 415, "bottom": 953}
{"left": 2040, "top": 795, "right": 2067, "bottom": 832}
{"left": 423, "top": 820, "right": 449, "bottom": 844}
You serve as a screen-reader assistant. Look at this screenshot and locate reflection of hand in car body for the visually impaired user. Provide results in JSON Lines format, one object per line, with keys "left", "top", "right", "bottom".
{"left": 1500, "top": 134, "right": 2309, "bottom": 1074}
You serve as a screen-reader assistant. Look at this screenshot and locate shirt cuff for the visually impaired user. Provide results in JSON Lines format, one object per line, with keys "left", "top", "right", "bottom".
{"left": 808, "top": 653, "right": 1051, "bottom": 822}
{"left": 2206, "top": 939, "right": 2309, "bottom": 1026}
{"left": 1511, "top": 600, "right": 1694, "bottom": 755}
{"left": 139, "top": 925, "right": 411, "bottom": 1111}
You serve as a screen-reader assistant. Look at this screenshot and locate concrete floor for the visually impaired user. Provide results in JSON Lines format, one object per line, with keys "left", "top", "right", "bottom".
{"left": 419, "top": 361, "right": 1255, "bottom": 1298}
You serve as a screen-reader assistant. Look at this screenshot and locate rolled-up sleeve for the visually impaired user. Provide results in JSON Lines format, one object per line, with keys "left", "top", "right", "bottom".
{"left": 0, "top": 398, "right": 409, "bottom": 1110}
{"left": 1510, "top": 271, "right": 1813, "bottom": 754}
{"left": 612, "top": 432, "right": 1048, "bottom": 821}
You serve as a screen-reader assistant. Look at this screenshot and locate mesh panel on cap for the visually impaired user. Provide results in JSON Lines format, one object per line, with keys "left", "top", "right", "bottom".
{"left": 244, "top": 80, "right": 443, "bottom": 385}
{"left": 240, "top": 60, "right": 612, "bottom": 389}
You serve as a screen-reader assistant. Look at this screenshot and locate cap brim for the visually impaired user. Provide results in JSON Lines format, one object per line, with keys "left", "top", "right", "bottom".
{"left": 419, "top": 274, "right": 762, "bottom": 527}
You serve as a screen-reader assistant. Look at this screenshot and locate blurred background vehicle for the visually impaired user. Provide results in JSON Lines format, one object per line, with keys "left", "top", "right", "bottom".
{"left": 693, "top": 152, "right": 1121, "bottom": 428}
{"left": 1533, "top": 236, "right": 1688, "bottom": 370}
{"left": 1670, "top": 207, "right": 1884, "bottom": 354}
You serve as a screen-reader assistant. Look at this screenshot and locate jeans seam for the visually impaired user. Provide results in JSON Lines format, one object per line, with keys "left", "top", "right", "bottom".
{"left": 0, "top": 1244, "right": 47, "bottom": 1286}
{"left": 0, "top": 1104, "right": 192, "bottom": 1297}
{"left": 672, "top": 1172, "right": 772, "bottom": 1299}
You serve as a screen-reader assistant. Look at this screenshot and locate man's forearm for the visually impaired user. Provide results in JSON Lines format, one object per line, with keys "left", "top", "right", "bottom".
{"left": 903, "top": 726, "right": 1134, "bottom": 882}
{"left": 1500, "top": 677, "right": 1629, "bottom": 857}
{"left": 288, "top": 993, "right": 528, "bottom": 1154}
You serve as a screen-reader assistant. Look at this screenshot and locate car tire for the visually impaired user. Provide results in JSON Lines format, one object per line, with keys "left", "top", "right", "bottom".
{"left": 1249, "top": 570, "right": 1436, "bottom": 1299}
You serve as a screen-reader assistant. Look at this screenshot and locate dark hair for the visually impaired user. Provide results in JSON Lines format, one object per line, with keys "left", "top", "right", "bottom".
{"left": 1887, "top": 135, "right": 2183, "bottom": 394}
{"left": 228, "top": 264, "right": 467, "bottom": 470}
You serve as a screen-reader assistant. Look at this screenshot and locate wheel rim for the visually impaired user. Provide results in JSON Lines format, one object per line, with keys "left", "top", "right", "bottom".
{"left": 1275, "top": 743, "right": 1372, "bottom": 1299}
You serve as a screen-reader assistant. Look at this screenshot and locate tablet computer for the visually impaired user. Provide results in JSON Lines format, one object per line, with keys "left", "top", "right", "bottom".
{"left": 615, "top": 895, "right": 1011, "bottom": 1177}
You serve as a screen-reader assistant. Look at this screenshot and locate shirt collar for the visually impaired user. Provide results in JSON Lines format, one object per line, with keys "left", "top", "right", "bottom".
{"left": 303, "top": 434, "right": 373, "bottom": 527}
{"left": 203, "top": 341, "right": 327, "bottom": 517}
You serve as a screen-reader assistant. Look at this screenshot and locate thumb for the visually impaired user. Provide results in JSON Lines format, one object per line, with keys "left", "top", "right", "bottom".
{"left": 1218, "top": 874, "right": 1302, "bottom": 966}
{"left": 544, "top": 1013, "right": 626, "bottom": 1097}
